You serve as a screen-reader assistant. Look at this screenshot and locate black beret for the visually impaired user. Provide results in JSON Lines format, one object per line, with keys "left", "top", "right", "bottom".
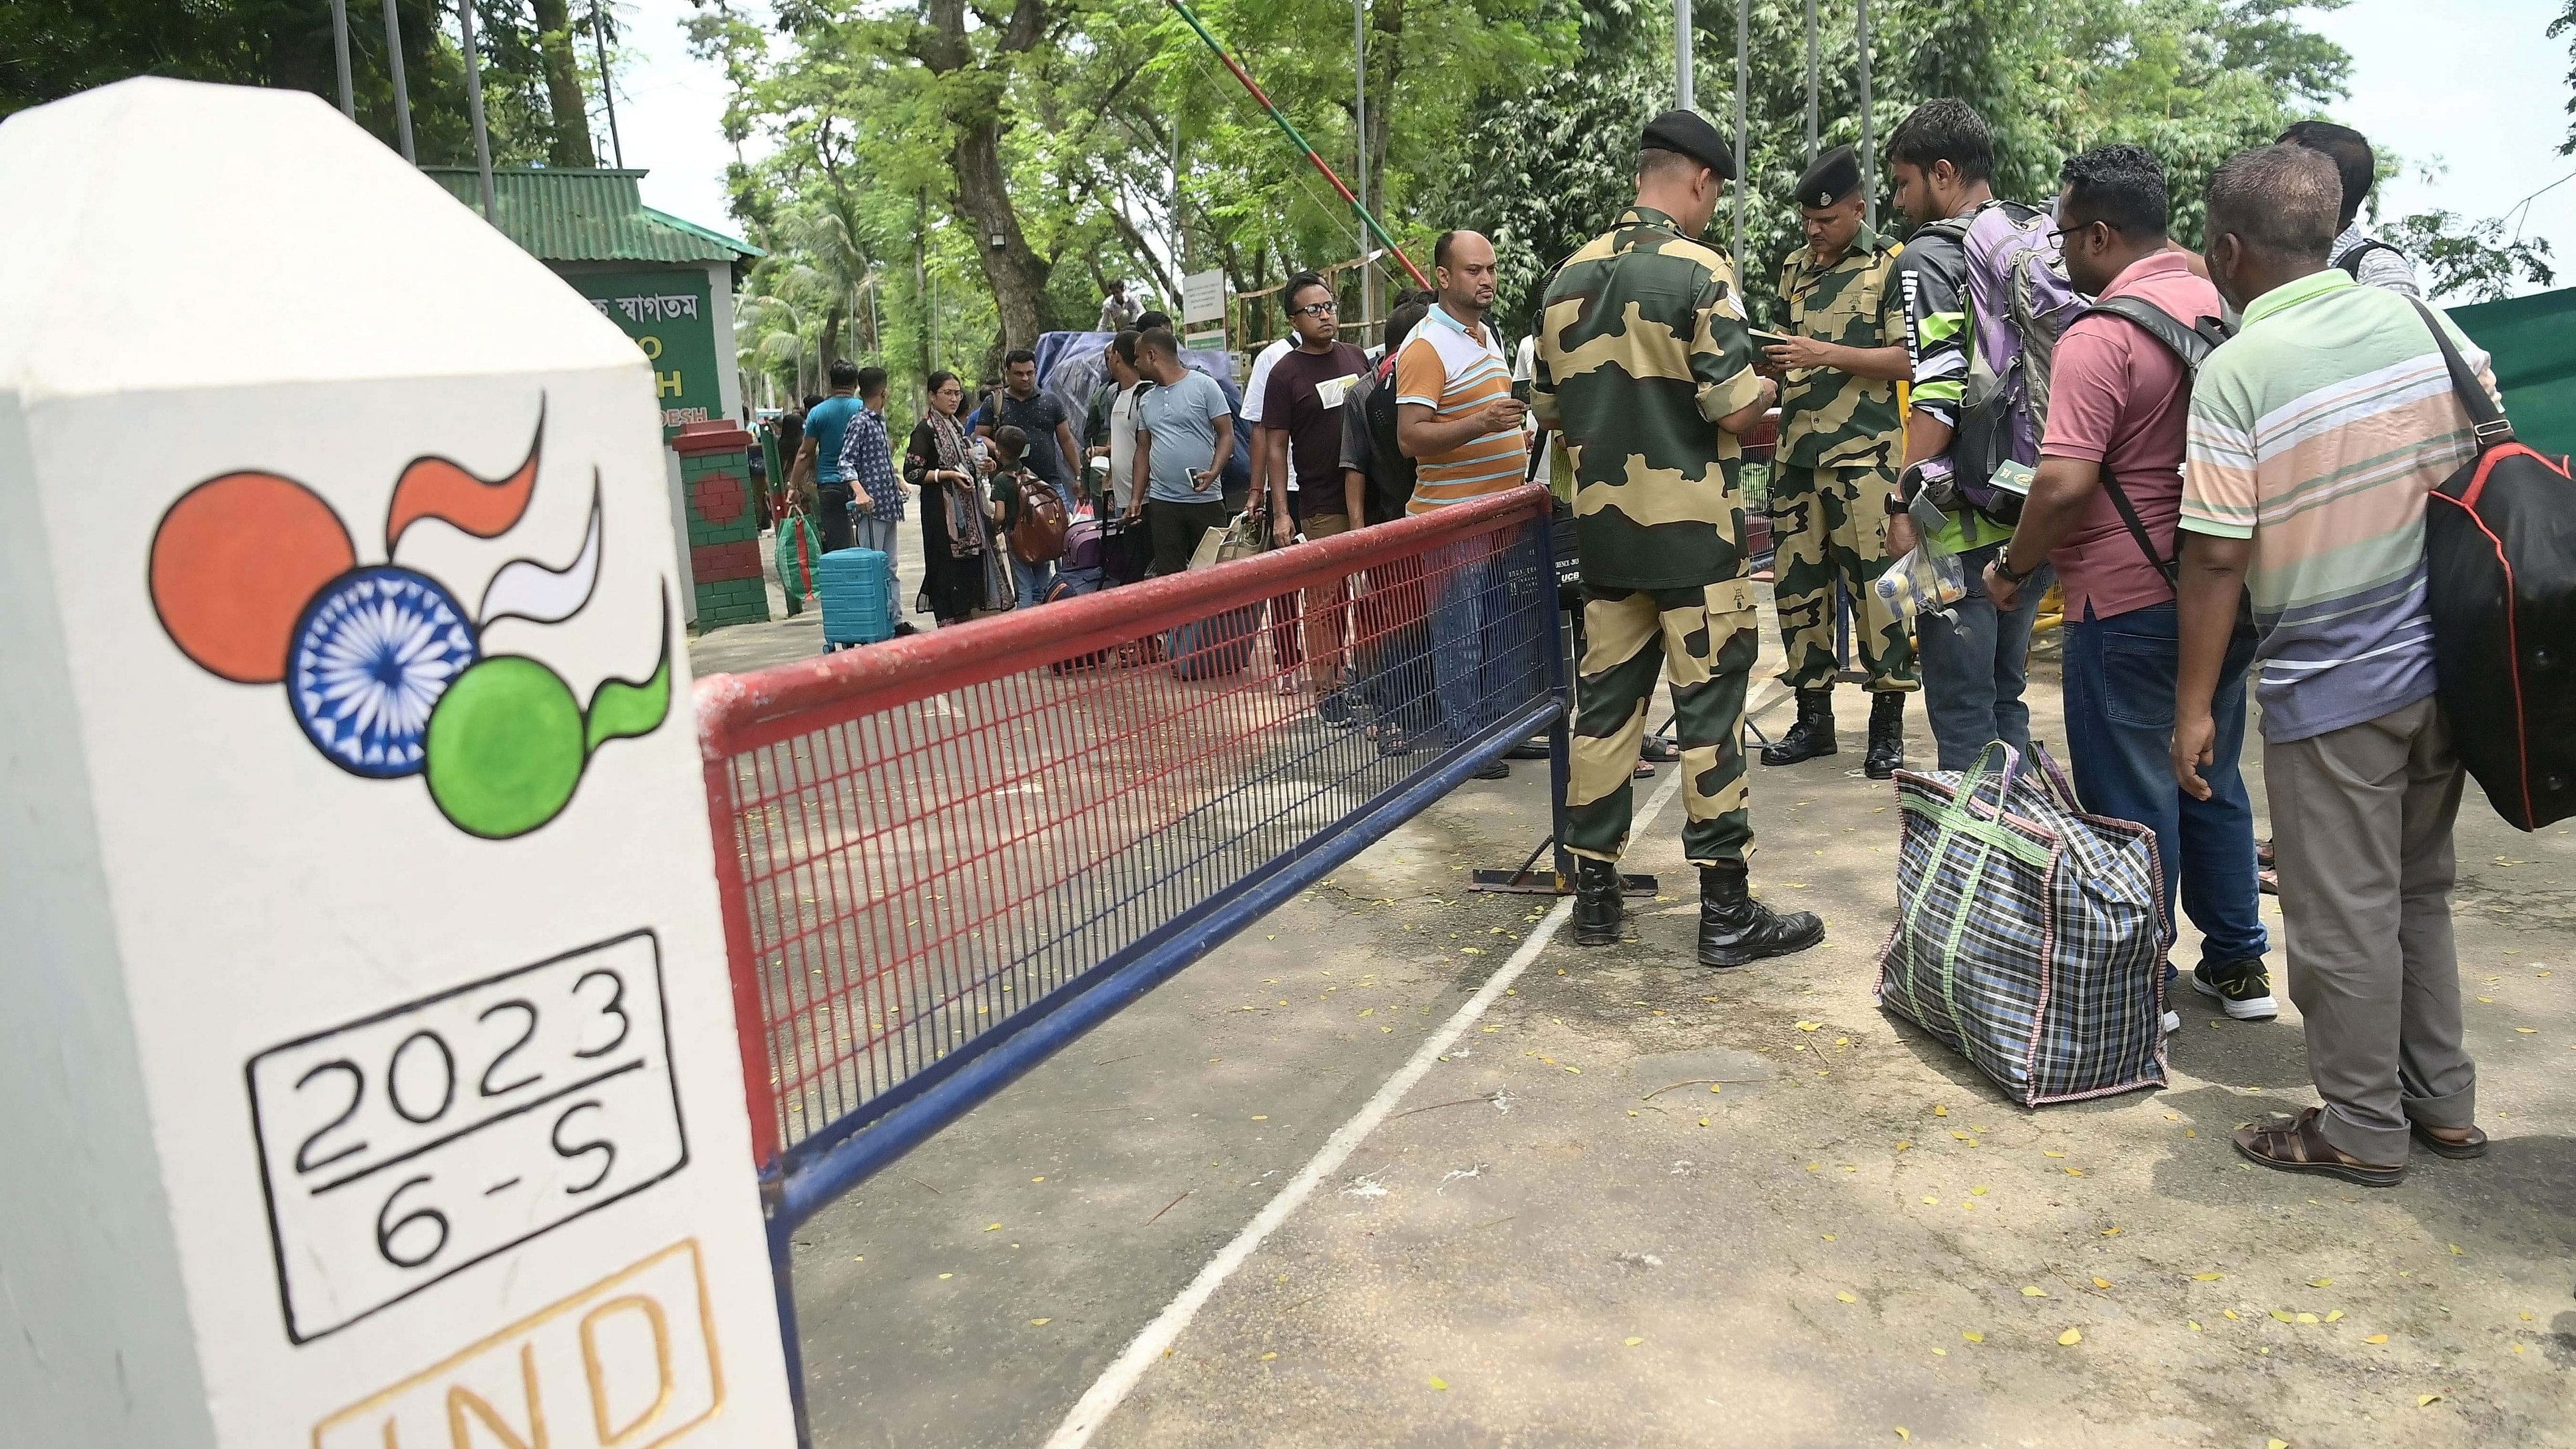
{"left": 1640, "top": 108, "right": 1736, "bottom": 180}
{"left": 1795, "top": 145, "right": 1862, "bottom": 208}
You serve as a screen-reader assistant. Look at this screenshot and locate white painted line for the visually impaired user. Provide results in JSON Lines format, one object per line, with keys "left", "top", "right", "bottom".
{"left": 1043, "top": 765, "right": 1691, "bottom": 1448}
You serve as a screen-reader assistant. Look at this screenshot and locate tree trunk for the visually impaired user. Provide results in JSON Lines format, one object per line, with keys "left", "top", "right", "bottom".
{"left": 820, "top": 307, "right": 844, "bottom": 373}
{"left": 922, "top": 0, "right": 1055, "bottom": 359}
{"left": 950, "top": 116, "right": 1053, "bottom": 353}
{"left": 528, "top": 0, "right": 598, "bottom": 167}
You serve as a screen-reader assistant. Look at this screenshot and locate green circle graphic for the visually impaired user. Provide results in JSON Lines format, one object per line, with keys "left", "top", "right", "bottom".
{"left": 423, "top": 656, "right": 586, "bottom": 838}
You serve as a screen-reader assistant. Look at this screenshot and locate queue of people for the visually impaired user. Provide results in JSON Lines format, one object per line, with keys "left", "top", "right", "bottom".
{"left": 1513, "top": 101, "right": 2490, "bottom": 1189}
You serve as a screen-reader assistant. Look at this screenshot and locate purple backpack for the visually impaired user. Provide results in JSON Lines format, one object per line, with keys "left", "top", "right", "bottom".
{"left": 1933, "top": 200, "right": 2085, "bottom": 519}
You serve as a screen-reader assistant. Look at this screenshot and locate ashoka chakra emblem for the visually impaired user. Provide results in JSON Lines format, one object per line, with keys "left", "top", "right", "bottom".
{"left": 289, "top": 566, "right": 479, "bottom": 778}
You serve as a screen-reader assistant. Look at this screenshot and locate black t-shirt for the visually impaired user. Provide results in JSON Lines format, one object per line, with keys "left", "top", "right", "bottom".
{"left": 1260, "top": 342, "right": 1370, "bottom": 518}
{"left": 996, "top": 390, "right": 1074, "bottom": 495}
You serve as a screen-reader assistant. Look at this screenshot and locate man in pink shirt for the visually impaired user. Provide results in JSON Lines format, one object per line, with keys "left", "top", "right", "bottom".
{"left": 1982, "top": 144, "right": 2273, "bottom": 1023}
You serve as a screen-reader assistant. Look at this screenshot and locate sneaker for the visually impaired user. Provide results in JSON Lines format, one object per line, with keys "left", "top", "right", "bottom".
{"left": 1472, "top": 759, "right": 1511, "bottom": 781}
{"left": 1317, "top": 690, "right": 1357, "bottom": 729}
{"left": 2193, "top": 959, "right": 2279, "bottom": 1021}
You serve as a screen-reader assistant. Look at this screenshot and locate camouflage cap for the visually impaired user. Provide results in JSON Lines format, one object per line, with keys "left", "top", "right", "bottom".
{"left": 1641, "top": 108, "right": 1736, "bottom": 180}
{"left": 1796, "top": 145, "right": 1862, "bottom": 208}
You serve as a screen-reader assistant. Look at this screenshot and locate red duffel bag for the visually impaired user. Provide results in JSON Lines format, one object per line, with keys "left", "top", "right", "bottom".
{"left": 2416, "top": 299, "right": 2576, "bottom": 831}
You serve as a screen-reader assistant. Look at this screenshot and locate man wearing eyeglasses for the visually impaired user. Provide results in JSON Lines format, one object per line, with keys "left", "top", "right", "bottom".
{"left": 1256, "top": 271, "right": 1372, "bottom": 718}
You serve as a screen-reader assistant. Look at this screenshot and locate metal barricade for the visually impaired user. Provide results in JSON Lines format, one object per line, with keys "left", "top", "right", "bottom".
{"left": 695, "top": 485, "right": 1565, "bottom": 1435}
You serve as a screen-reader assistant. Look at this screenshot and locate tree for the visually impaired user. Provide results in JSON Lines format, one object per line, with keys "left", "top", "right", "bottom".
{"left": 2382, "top": 210, "right": 2557, "bottom": 304}
{"left": 1, "top": 0, "right": 613, "bottom": 170}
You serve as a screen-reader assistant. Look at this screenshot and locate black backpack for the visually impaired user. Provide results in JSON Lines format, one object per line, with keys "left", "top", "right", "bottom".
{"left": 2413, "top": 298, "right": 2576, "bottom": 830}
{"left": 2072, "top": 294, "right": 2235, "bottom": 584}
{"left": 1360, "top": 354, "right": 1417, "bottom": 524}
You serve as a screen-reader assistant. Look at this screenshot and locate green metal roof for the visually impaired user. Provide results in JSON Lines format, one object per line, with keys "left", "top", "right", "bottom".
{"left": 423, "top": 167, "right": 762, "bottom": 264}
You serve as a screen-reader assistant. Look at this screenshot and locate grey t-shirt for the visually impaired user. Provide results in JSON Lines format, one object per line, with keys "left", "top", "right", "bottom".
{"left": 1139, "top": 369, "right": 1230, "bottom": 505}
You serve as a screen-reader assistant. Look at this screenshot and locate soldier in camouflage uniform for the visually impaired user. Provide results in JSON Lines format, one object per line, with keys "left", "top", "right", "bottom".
{"left": 1757, "top": 144, "right": 1917, "bottom": 778}
{"left": 1533, "top": 108, "right": 1827, "bottom": 969}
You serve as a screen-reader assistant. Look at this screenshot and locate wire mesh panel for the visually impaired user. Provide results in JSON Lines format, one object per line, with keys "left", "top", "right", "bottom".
{"left": 697, "top": 487, "right": 1561, "bottom": 1181}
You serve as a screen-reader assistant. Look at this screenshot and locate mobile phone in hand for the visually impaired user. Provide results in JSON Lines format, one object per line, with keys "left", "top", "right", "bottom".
{"left": 1510, "top": 378, "right": 1533, "bottom": 405}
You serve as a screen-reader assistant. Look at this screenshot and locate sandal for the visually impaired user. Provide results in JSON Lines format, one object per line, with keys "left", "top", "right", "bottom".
{"left": 2410, "top": 1121, "right": 2488, "bottom": 1159}
{"left": 2233, "top": 1107, "right": 2405, "bottom": 1187}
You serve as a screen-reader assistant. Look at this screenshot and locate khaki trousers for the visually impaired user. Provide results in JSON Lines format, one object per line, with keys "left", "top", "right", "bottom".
{"left": 2265, "top": 696, "right": 2476, "bottom": 1163}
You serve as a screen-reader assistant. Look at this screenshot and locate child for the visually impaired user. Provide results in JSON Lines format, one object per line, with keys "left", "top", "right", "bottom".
{"left": 988, "top": 426, "right": 1057, "bottom": 607}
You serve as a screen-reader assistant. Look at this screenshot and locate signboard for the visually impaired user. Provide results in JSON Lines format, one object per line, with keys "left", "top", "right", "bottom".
{"left": 570, "top": 267, "right": 721, "bottom": 442}
{"left": 0, "top": 79, "right": 795, "bottom": 1447}
{"left": 1182, "top": 266, "right": 1228, "bottom": 325}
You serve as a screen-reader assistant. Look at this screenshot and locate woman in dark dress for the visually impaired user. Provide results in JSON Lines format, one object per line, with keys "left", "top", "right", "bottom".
{"left": 906, "top": 371, "right": 1013, "bottom": 622}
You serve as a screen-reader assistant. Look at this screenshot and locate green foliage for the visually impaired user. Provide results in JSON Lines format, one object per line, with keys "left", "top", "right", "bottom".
{"left": 1430, "top": 0, "right": 2356, "bottom": 332}
{"left": 2382, "top": 209, "right": 2557, "bottom": 304}
{"left": 0, "top": 0, "right": 621, "bottom": 169}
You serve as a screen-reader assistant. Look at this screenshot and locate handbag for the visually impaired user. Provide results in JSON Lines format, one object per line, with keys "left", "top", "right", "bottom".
{"left": 1876, "top": 742, "right": 2169, "bottom": 1106}
{"left": 2413, "top": 298, "right": 2576, "bottom": 830}
{"left": 1187, "top": 507, "right": 1268, "bottom": 572}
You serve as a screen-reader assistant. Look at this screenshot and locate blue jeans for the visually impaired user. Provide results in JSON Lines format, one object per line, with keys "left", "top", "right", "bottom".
{"left": 1428, "top": 537, "right": 1547, "bottom": 743}
{"left": 1013, "top": 553, "right": 1055, "bottom": 608}
{"left": 1917, "top": 541, "right": 2049, "bottom": 770}
{"left": 853, "top": 511, "right": 903, "bottom": 620}
{"left": 2063, "top": 601, "right": 2269, "bottom": 971}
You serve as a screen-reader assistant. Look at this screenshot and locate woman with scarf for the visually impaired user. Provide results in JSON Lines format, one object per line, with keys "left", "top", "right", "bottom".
{"left": 907, "top": 370, "right": 1015, "bottom": 622}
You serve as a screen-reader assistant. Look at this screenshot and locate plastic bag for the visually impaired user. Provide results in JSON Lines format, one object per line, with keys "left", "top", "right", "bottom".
{"left": 1877, "top": 544, "right": 1966, "bottom": 630}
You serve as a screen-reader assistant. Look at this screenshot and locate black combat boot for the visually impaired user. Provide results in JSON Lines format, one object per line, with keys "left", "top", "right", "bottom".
{"left": 1572, "top": 856, "right": 1624, "bottom": 946}
{"left": 1863, "top": 691, "right": 1907, "bottom": 779}
{"left": 1760, "top": 690, "right": 1837, "bottom": 766}
{"left": 1698, "top": 864, "right": 1826, "bottom": 968}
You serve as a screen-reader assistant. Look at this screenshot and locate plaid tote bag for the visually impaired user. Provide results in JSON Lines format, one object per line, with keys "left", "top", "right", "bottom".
{"left": 1875, "top": 741, "right": 2169, "bottom": 1106}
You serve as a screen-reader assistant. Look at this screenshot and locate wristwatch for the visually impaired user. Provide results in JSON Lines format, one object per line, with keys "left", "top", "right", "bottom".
{"left": 1992, "top": 552, "right": 2038, "bottom": 586}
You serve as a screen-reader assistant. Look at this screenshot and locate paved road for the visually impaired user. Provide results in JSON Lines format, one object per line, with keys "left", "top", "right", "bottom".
{"left": 689, "top": 557, "right": 2576, "bottom": 1449}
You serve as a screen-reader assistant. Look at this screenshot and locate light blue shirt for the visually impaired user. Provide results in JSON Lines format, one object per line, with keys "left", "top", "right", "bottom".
{"left": 805, "top": 394, "right": 861, "bottom": 485}
{"left": 1139, "top": 370, "right": 1229, "bottom": 505}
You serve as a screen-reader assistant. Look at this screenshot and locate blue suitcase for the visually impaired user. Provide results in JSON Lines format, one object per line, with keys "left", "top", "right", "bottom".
{"left": 817, "top": 547, "right": 893, "bottom": 647}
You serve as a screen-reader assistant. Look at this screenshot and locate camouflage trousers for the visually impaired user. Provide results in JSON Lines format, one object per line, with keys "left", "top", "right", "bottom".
{"left": 1767, "top": 463, "right": 1917, "bottom": 693}
{"left": 1564, "top": 577, "right": 1759, "bottom": 867}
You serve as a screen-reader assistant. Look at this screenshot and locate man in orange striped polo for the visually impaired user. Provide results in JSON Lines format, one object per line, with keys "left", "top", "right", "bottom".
{"left": 1397, "top": 229, "right": 1539, "bottom": 777}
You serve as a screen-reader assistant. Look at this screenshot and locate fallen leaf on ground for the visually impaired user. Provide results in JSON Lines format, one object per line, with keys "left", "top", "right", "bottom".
{"left": 2307, "top": 1277, "right": 2332, "bottom": 1288}
{"left": 2224, "top": 1310, "right": 2241, "bottom": 1320}
{"left": 1972, "top": 1185, "right": 1990, "bottom": 1197}
{"left": 2059, "top": 1327, "right": 2083, "bottom": 1345}
{"left": 1837, "top": 1291, "right": 1858, "bottom": 1303}
{"left": 2193, "top": 1272, "right": 2225, "bottom": 1281}
{"left": 2516, "top": 1026, "right": 2538, "bottom": 1034}
{"left": 2363, "top": 1334, "right": 2389, "bottom": 1344}
{"left": 2271, "top": 1309, "right": 2295, "bottom": 1323}
{"left": 2092, "top": 1277, "right": 2114, "bottom": 1289}
{"left": 1624, "top": 1336, "right": 1645, "bottom": 1346}
{"left": 2296, "top": 1313, "right": 2320, "bottom": 1325}
{"left": 1934, "top": 1104, "right": 1949, "bottom": 1117}
{"left": 2189, "top": 1321, "right": 2203, "bottom": 1332}
{"left": 2065, "top": 1167, "right": 2085, "bottom": 1176}
{"left": 1429, "top": 1376, "right": 1449, "bottom": 1390}
{"left": 1895, "top": 1429, "right": 1911, "bottom": 1442}
{"left": 1796, "top": 1021, "right": 1822, "bottom": 1032}
{"left": 2102, "top": 1226, "right": 2123, "bottom": 1237}
{"left": 2449, "top": 1243, "right": 2464, "bottom": 1256}
{"left": 2418, "top": 1394, "right": 2442, "bottom": 1408}
{"left": 2269, "top": 1440, "right": 2290, "bottom": 1449}
{"left": 2324, "top": 1310, "right": 2344, "bottom": 1322}
{"left": 1029, "top": 1317, "right": 1052, "bottom": 1326}
{"left": 1962, "top": 1331, "right": 1984, "bottom": 1343}
{"left": 2044, "top": 1150, "right": 2067, "bottom": 1159}
{"left": 1923, "top": 1195, "right": 1940, "bottom": 1205}
{"left": 985, "top": 1223, "right": 1003, "bottom": 1231}
{"left": 2022, "top": 1286, "right": 2049, "bottom": 1298}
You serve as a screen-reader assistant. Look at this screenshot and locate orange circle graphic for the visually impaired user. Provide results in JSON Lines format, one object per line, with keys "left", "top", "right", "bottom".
{"left": 150, "top": 473, "right": 358, "bottom": 683}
